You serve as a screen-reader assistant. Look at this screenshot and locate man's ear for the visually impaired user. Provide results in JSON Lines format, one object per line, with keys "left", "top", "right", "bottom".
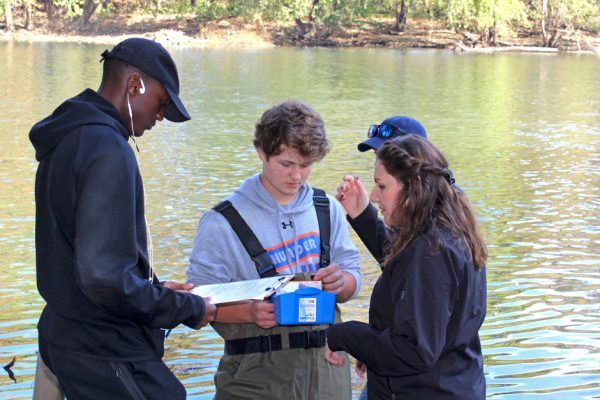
{"left": 256, "top": 147, "right": 267, "bottom": 162}
{"left": 127, "top": 73, "right": 144, "bottom": 97}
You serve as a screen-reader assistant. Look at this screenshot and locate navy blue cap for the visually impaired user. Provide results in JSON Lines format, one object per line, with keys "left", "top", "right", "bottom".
{"left": 358, "top": 116, "right": 427, "bottom": 152}
{"left": 101, "top": 38, "right": 191, "bottom": 122}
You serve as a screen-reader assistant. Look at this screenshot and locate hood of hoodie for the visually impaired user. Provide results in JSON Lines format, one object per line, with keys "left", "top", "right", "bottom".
{"left": 29, "top": 89, "right": 129, "bottom": 162}
{"left": 233, "top": 173, "right": 315, "bottom": 216}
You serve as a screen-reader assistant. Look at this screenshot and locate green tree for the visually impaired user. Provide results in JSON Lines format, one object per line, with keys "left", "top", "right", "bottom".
{"left": 449, "top": 0, "right": 527, "bottom": 44}
{"left": 418, "top": 0, "right": 448, "bottom": 18}
{"left": 477, "top": 0, "right": 527, "bottom": 44}
{"left": 447, "top": 0, "right": 475, "bottom": 29}
{"left": 391, "top": 0, "right": 408, "bottom": 31}
{"left": 190, "top": 0, "right": 227, "bottom": 38}
{"left": 536, "top": 0, "right": 600, "bottom": 46}
{"left": 52, "top": 0, "right": 106, "bottom": 27}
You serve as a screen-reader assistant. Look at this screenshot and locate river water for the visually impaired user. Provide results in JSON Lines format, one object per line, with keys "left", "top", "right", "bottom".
{"left": 0, "top": 41, "right": 599, "bottom": 399}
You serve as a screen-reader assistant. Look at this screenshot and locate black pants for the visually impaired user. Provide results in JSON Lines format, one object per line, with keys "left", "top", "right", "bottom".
{"left": 39, "top": 336, "right": 186, "bottom": 400}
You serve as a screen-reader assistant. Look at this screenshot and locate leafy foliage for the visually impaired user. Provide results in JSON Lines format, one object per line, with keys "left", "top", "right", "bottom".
{"left": 2, "top": 0, "right": 599, "bottom": 46}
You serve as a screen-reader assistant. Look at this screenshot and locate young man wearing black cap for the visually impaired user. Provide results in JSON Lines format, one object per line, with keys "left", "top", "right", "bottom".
{"left": 29, "top": 38, "right": 216, "bottom": 399}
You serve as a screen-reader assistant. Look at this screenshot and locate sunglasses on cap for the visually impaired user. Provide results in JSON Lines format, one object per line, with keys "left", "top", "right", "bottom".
{"left": 367, "top": 124, "right": 409, "bottom": 139}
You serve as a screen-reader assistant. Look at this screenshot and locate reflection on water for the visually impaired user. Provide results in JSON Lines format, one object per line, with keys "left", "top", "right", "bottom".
{"left": 0, "top": 42, "right": 598, "bottom": 399}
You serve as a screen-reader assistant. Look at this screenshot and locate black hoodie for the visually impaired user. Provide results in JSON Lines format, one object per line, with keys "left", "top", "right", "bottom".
{"left": 30, "top": 89, "right": 205, "bottom": 360}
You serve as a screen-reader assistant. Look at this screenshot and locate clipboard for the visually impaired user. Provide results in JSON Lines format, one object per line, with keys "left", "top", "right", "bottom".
{"left": 190, "top": 275, "right": 294, "bottom": 304}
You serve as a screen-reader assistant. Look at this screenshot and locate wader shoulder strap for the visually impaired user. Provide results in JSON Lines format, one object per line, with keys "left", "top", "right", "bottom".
{"left": 312, "top": 188, "right": 331, "bottom": 268}
{"left": 213, "top": 200, "right": 277, "bottom": 278}
{"left": 213, "top": 188, "right": 331, "bottom": 276}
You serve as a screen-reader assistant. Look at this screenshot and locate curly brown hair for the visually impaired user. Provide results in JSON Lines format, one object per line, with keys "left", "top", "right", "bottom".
{"left": 377, "top": 135, "right": 487, "bottom": 270}
{"left": 253, "top": 100, "right": 330, "bottom": 161}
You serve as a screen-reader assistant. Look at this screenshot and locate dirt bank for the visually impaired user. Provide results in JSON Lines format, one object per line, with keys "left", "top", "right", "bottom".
{"left": 1, "top": 10, "right": 599, "bottom": 54}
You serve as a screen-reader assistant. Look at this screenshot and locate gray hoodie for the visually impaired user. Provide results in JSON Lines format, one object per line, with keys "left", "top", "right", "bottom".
{"left": 188, "top": 174, "right": 361, "bottom": 298}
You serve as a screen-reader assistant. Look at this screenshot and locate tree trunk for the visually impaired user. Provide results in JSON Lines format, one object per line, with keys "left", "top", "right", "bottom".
{"left": 541, "top": 0, "right": 549, "bottom": 46}
{"left": 548, "top": 29, "right": 558, "bottom": 47}
{"left": 480, "top": 28, "right": 490, "bottom": 45}
{"left": 308, "top": 0, "right": 319, "bottom": 22}
{"left": 255, "top": 14, "right": 265, "bottom": 34}
{"left": 394, "top": 0, "right": 408, "bottom": 32}
{"left": 45, "top": 0, "right": 54, "bottom": 19}
{"left": 198, "top": 18, "right": 207, "bottom": 39}
{"left": 295, "top": 18, "right": 314, "bottom": 38}
{"left": 82, "top": 0, "right": 100, "bottom": 27}
{"left": 5, "top": 0, "right": 14, "bottom": 32}
{"left": 24, "top": 2, "right": 33, "bottom": 30}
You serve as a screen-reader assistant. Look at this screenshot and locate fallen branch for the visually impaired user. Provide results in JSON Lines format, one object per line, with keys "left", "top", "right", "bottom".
{"left": 455, "top": 43, "right": 558, "bottom": 53}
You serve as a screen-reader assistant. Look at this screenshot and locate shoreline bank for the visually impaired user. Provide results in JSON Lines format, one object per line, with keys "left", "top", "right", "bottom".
{"left": 1, "top": 14, "right": 599, "bottom": 54}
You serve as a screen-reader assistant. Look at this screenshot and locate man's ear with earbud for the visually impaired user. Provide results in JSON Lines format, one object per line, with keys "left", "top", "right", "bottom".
{"left": 129, "top": 74, "right": 145, "bottom": 96}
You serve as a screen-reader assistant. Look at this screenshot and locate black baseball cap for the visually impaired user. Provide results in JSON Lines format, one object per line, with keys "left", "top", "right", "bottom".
{"left": 101, "top": 37, "right": 191, "bottom": 122}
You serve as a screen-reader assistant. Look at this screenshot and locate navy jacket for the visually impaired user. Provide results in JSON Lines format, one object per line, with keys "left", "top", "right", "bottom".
{"left": 328, "top": 205, "right": 486, "bottom": 399}
{"left": 347, "top": 203, "right": 392, "bottom": 267}
{"left": 30, "top": 89, "right": 206, "bottom": 361}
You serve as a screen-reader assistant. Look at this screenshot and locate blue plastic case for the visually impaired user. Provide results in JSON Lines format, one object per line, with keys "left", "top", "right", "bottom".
{"left": 272, "top": 287, "right": 336, "bottom": 325}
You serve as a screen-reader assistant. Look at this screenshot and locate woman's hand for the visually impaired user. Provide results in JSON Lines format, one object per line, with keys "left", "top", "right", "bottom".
{"left": 312, "top": 263, "right": 344, "bottom": 295}
{"left": 336, "top": 175, "right": 369, "bottom": 219}
{"left": 312, "top": 264, "right": 356, "bottom": 303}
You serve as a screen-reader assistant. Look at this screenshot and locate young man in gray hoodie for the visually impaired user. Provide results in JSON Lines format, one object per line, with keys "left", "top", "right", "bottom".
{"left": 187, "top": 100, "right": 361, "bottom": 399}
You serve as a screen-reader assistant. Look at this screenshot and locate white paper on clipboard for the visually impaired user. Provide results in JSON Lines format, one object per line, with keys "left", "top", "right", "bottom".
{"left": 190, "top": 275, "right": 294, "bottom": 304}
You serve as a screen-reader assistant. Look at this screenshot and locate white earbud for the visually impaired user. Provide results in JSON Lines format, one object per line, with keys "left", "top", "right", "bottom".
{"left": 139, "top": 78, "right": 146, "bottom": 95}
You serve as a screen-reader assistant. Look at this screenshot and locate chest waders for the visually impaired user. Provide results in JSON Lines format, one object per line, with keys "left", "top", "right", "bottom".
{"left": 211, "top": 189, "right": 351, "bottom": 400}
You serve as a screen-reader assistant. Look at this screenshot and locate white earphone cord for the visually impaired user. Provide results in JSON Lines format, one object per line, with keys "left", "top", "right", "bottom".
{"left": 126, "top": 91, "right": 152, "bottom": 281}
{"left": 126, "top": 92, "right": 140, "bottom": 153}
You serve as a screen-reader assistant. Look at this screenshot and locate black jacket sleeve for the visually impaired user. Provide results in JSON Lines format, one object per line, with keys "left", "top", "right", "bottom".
{"left": 73, "top": 127, "right": 205, "bottom": 329}
{"left": 347, "top": 203, "right": 394, "bottom": 266}
{"left": 327, "top": 237, "right": 459, "bottom": 376}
